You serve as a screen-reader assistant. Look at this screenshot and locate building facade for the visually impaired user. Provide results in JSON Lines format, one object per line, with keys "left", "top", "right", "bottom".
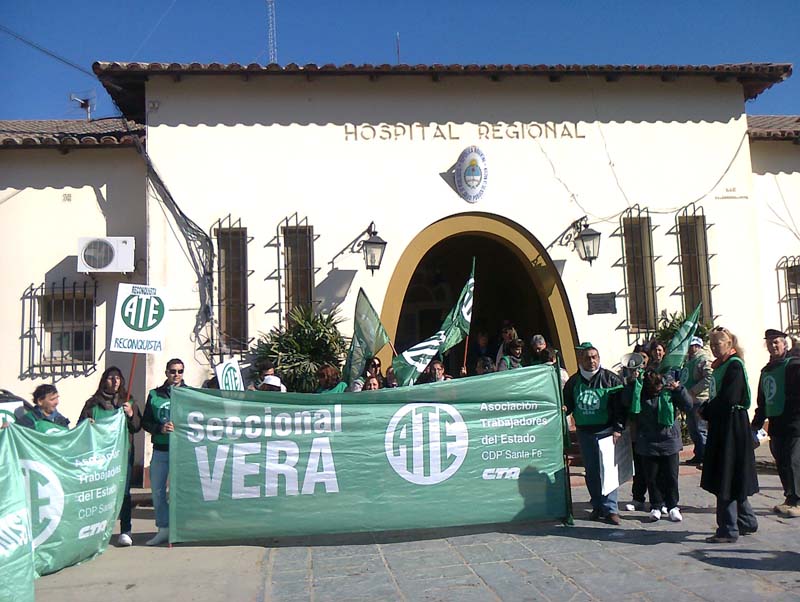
{"left": 2, "top": 62, "right": 798, "bottom": 474}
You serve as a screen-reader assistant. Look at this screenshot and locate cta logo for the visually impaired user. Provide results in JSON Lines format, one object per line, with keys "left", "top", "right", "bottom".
{"left": 482, "top": 467, "right": 520, "bottom": 480}
{"left": 121, "top": 293, "right": 165, "bottom": 331}
{"left": 78, "top": 520, "right": 108, "bottom": 540}
{"left": 385, "top": 403, "right": 468, "bottom": 485}
{"left": 20, "top": 460, "right": 64, "bottom": 547}
{"left": 221, "top": 364, "right": 242, "bottom": 390}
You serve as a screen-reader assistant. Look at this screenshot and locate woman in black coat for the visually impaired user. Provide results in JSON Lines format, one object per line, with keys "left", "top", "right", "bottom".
{"left": 700, "top": 327, "right": 759, "bottom": 543}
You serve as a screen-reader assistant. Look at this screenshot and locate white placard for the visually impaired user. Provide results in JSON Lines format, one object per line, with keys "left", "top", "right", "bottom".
{"left": 215, "top": 358, "right": 245, "bottom": 391}
{"left": 599, "top": 430, "right": 634, "bottom": 496}
{"left": 110, "top": 283, "right": 169, "bottom": 354}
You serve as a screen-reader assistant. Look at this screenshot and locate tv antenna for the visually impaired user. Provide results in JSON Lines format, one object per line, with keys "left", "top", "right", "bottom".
{"left": 69, "top": 90, "right": 96, "bottom": 121}
{"left": 266, "top": 0, "right": 278, "bottom": 64}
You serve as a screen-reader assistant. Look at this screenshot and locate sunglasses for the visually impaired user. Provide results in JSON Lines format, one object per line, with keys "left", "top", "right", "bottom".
{"left": 169, "top": 369, "right": 184, "bottom": 375}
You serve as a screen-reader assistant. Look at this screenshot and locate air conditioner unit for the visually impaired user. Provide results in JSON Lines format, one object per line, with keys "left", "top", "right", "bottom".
{"left": 77, "top": 237, "right": 135, "bottom": 273}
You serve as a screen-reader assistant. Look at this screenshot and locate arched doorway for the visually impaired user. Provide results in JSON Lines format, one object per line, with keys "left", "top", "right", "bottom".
{"left": 381, "top": 213, "right": 579, "bottom": 374}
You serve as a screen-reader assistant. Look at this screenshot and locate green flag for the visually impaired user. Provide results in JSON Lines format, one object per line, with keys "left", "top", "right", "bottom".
{"left": 659, "top": 303, "right": 702, "bottom": 374}
{"left": 4, "top": 411, "right": 128, "bottom": 576}
{"left": 168, "top": 365, "right": 568, "bottom": 543}
{"left": 392, "top": 262, "right": 475, "bottom": 387}
{"left": 343, "top": 288, "right": 391, "bottom": 386}
{"left": 0, "top": 430, "right": 35, "bottom": 602}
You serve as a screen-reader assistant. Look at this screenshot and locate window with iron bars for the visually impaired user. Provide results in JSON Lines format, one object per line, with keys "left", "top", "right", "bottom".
{"left": 777, "top": 256, "right": 800, "bottom": 334}
{"left": 675, "top": 204, "right": 713, "bottom": 323}
{"left": 21, "top": 280, "right": 98, "bottom": 378}
{"left": 282, "top": 224, "right": 315, "bottom": 322}
{"left": 619, "top": 206, "right": 658, "bottom": 334}
{"left": 214, "top": 216, "right": 253, "bottom": 354}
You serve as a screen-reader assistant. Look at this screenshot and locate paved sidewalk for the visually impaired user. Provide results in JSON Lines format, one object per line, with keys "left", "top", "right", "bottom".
{"left": 37, "top": 454, "right": 800, "bottom": 602}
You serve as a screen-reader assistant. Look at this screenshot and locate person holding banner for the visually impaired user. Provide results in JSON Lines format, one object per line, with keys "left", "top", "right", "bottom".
{"left": 78, "top": 366, "right": 142, "bottom": 546}
{"left": 752, "top": 329, "right": 800, "bottom": 518}
{"left": 563, "top": 342, "right": 626, "bottom": 525}
{"left": 142, "top": 358, "right": 187, "bottom": 545}
{"left": 317, "top": 364, "right": 347, "bottom": 394}
{"left": 699, "top": 327, "right": 759, "bottom": 543}
{"left": 16, "top": 384, "right": 70, "bottom": 432}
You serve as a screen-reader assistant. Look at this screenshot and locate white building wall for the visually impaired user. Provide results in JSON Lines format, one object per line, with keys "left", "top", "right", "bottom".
{"left": 0, "top": 148, "right": 147, "bottom": 424}
{"left": 142, "top": 73, "right": 767, "bottom": 391}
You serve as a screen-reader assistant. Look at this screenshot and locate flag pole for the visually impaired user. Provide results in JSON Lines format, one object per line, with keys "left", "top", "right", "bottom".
{"left": 125, "top": 353, "right": 138, "bottom": 404}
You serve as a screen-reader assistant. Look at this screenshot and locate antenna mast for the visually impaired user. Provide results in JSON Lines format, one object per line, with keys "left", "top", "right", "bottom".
{"left": 266, "top": 0, "right": 278, "bottom": 64}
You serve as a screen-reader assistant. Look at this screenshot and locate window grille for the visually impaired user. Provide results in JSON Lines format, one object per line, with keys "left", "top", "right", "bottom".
{"left": 777, "top": 256, "right": 800, "bottom": 334}
{"left": 212, "top": 215, "right": 253, "bottom": 355}
{"left": 618, "top": 205, "right": 658, "bottom": 339}
{"left": 673, "top": 203, "right": 714, "bottom": 323}
{"left": 21, "top": 279, "right": 98, "bottom": 378}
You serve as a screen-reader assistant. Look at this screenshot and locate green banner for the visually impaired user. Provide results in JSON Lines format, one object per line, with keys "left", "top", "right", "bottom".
{"left": 168, "top": 365, "right": 569, "bottom": 543}
{"left": 4, "top": 411, "right": 129, "bottom": 576}
{"left": 343, "top": 288, "right": 391, "bottom": 386}
{"left": 392, "top": 262, "right": 475, "bottom": 386}
{"left": 0, "top": 430, "right": 35, "bottom": 602}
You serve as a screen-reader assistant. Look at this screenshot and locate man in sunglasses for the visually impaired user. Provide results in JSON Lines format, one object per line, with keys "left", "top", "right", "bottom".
{"left": 142, "top": 358, "right": 187, "bottom": 545}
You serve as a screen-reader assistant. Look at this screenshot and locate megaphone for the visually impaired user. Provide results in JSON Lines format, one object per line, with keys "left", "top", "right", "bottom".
{"left": 620, "top": 352, "right": 645, "bottom": 370}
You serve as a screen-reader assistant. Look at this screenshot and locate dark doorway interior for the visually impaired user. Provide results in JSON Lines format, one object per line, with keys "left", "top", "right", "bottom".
{"left": 395, "top": 234, "right": 554, "bottom": 377}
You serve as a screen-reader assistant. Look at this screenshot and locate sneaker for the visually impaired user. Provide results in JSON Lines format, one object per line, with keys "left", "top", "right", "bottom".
{"left": 649, "top": 509, "right": 662, "bottom": 522}
{"left": 117, "top": 532, "right": 133, "bottom": 547}
{"left": 661, "top": 506, "right": 668, "bottom": 515}
{"left": 668, "top": 507, "right": 683, "bottom": 522}
{"left": 625, "top": 500, "right": 645, "bottom": 512}
{"left": 146, "top": 528, "right": 169, "bottom": 546}
{"left": 606, "top": 513, "right": 621, "bottom": 526}
{"left": 589, "top": 508, "right": 602, "bottom": 521}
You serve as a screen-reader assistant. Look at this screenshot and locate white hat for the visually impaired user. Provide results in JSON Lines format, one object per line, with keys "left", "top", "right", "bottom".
{"left": 689, "top": 336, "right": 704, "bottom": 347}
{"left": 262, "top": 375, "right": 286, "bottom": 391}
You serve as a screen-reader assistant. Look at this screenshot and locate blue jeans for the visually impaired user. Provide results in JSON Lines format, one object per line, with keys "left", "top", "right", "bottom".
{"left": 150, "top": 449, "right": 169, "bottom": 529}
{"left": 686, "top": 402, "right": 708, "bottom": 460}
{"left": 577, "top": 429, "right": 619, "bottom": 515}
{"left": 715, "top": 498, "right": 757, "bottom": 539}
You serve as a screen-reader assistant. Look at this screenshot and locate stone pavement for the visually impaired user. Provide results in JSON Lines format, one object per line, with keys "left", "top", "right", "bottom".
{"left": 37, "top": 449, "right": 800, "bottom": 602}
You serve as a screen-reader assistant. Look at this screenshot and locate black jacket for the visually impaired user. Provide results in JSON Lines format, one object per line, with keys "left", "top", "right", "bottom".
{"left": 631, "top": 385, "right": 692, "bottom": 456}
{"left": 563, "top": 368, "right": 626, "bottom": 434}
{"left": 699, "top": 357, "right": 758, "bottom": 499}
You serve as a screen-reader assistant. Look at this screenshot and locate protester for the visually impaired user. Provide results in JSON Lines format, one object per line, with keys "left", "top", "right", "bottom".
{"left": 563, "top": 342, "right": 626, "bottom": 524}
{"left": 495, "top": 324, "right": 518, "bottom": 367}
{"left": 683, "top": 336, "right": 712, "bottom": 465}
{"left": 622, "top": 348, "right": 648, "bottom": 513}
{"left": 752, "top": 329, "right": 800, "bottom": 518}
{"left": 142, "top": 358, "right": 187, "bottom": 546}
{"left": 531, "top": 334, "right": 547, "bottom": 354}
{"left": 539, "top": 348, "right": 569, "bottom": 389}
{"left": 248, "top": 360, "right": 276, "bottom": 390}
{"left": 497, "top": 338, "right": 524, "bottom": 371}
{"left": 466, "top": 331, "right": 492, "bottom": 375}
{"left": 647, "top": 340, "right": 667, "bottom": 372}
{"left": 260, "top": 374, "right": 286, "bottom": 392}
{"left": 77, "top": 367, "right": 142, "bottom": 546}
{"left": 363, "top": 375, "right": 381, "bottom": 391}
{"left": 699, "top": 327, "right": 759, "bottom": 543}
{"left": 429, "top": 359, "right": 451, "bottom": 382}
{"left": 317, "top": 364, "right": 347, "bottom": 393}
{"left": 475, "top": 356, "right": 496, "bottom": 375}
{"left": 349, "top": 356, "right": 384, "bottom": 391}
{"left": 629, "top": 370, "right": 692, "bottom": 522}
{"left": 16, "top": 384, "right": 70, "bottom": 432}
{"left": 384, "top": 367, "right": 399, "bottom": 388}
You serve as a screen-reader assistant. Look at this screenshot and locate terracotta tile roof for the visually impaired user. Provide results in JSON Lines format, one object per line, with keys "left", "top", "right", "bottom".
{"left": 0, "top": 117, "right": 144, "bottom": 148}
{"left": 93, "top": 61, "right": 792, "bottom": 122}
{"left": 747, "top": 115, "right": 800, "bottom": 141}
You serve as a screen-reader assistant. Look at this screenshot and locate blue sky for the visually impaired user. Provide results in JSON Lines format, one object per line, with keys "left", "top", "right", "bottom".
{"left": 2, "top": 0, "right": 798, "bottom": 120}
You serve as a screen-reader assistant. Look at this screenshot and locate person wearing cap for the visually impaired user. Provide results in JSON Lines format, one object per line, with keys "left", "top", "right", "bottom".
{"left": 682, "top": 336, "right": 713, "bottom": 465}
{"left": 563, "top": 342, "right": 626, "bottom": 525}
{"left": 497, "top": 338, "right": 524, "bottom": 371}
{"left": 260, "top": 374, "right": 287, "bottom": 392}
{"left": 752, "top": 329, "right": 800, "bottom": 518}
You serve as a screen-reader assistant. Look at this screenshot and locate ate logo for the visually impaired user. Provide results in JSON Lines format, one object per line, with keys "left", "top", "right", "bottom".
{"left": 385, "top": 403, "right": 468, "bottom": 486}
{"left": 120, "top": 294, "right": 165, "bottom": 332}
{"left": 155, "top": 401, "right": 171, "bottom": 424}
{"left": 577, "top": 389, "right": 601, "bottom": 412}
{"left": 221, "top": 364, "right": 242, "bottom": 390}
{"left": 763, "top": 375, "right": 777, "bottom": 403}
{"left": 20, "top": 460, "right": 64, "bottom": 547}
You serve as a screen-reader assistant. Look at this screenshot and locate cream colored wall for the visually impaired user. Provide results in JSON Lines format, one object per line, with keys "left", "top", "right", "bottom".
{"left": 751, "top": 140, "right": 800, "bottom": 354}
{"left": 0, "top": 148, "right": 147, "bottom": 426}
{"left": 143, "top": 73, "right": 765, "bottom": 391}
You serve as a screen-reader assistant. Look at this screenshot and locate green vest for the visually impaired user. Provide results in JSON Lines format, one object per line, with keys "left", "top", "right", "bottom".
{"left": 709, "top": 355, "right": 750, "bottom": 410}
{"left": 320, "top": 382, "right": 347, "bottom": 394}
{"left": 148, "top": 388, "right": 172, "bottom": 446}
{"left": 761, "top": 358, "right": 790, "bottom": 418}
{"left": 682, "top": 355, "right": 703, "bottom": 390}
{"left": 572, "top": 379, "right": 621, "bottom": 426}
{"left": 24, "top": 411, "right": 69, "bottom": 434}
{"left": 629, "top": 380, "right": 675, "bottom": 427}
